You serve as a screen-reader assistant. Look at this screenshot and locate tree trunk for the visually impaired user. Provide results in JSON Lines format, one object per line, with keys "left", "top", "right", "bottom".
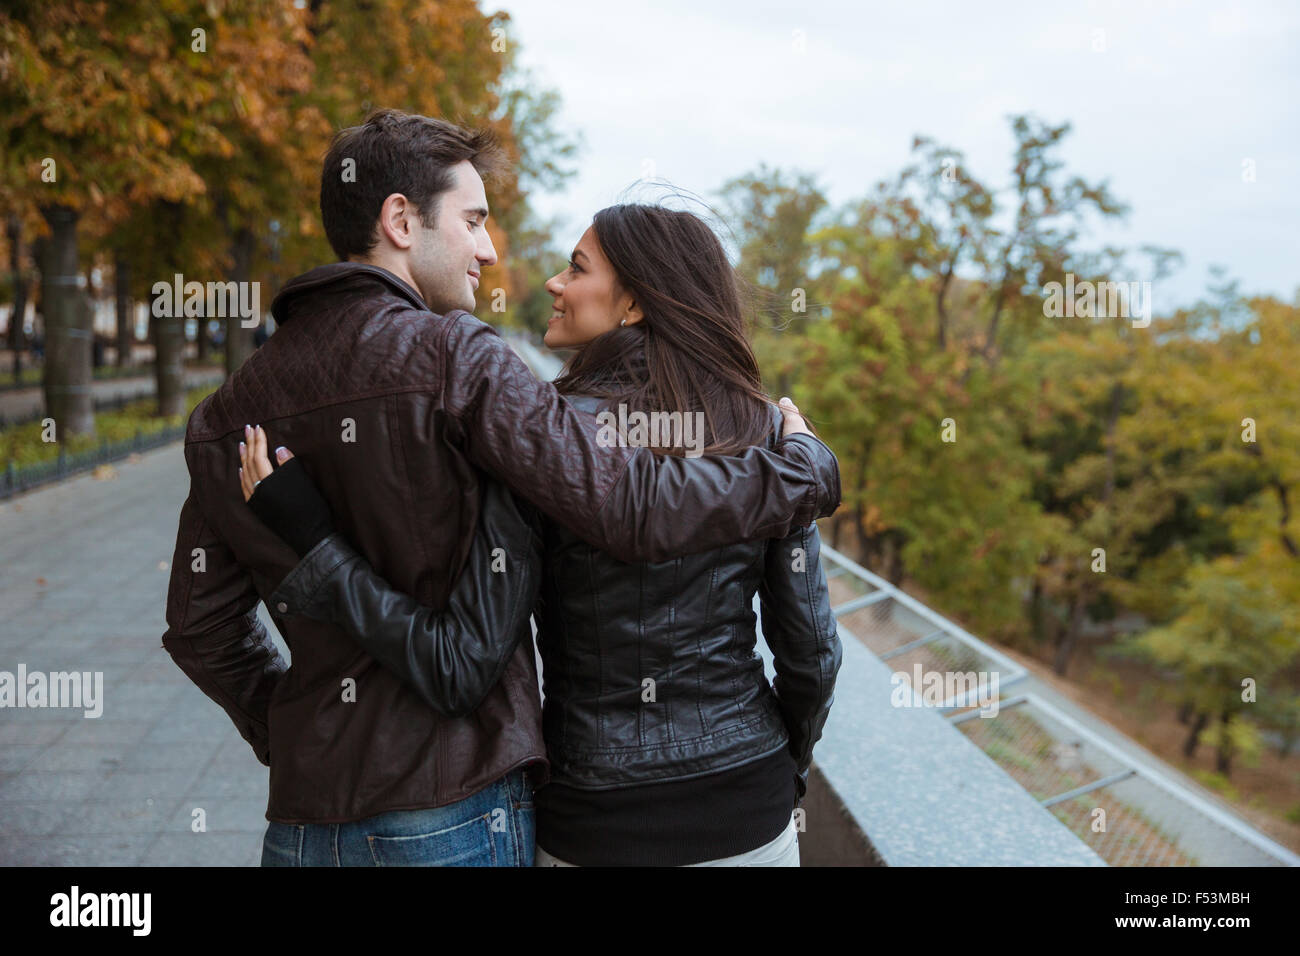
{"left": 884, "top": 534, "right": 905, "bottom": 586}
{"left": 224, "top": 227, "right": 256, "bottom": 376}
{"left": 935, "top": 240, "right": 963, "bottom": 351}
{"left": 1104, "top": 382, "right": 1122, "bottom": 501}
{"left": 1182, "top": 710, "right": 1208, "bottom": 758}
{"left": 775, "top": 369, "right": 791, "bottom": 404}
{"left": 1028, "top": 578, "right": 1048, "bottom": 645}
{"left": 114, "top": 253, "right": 131, "bottom": 368}
{"left": 6, "top": 215, "right": 26, "bottom": 385}
{"left": 153, "top": 308, "right": 186, "bottom": 418}
{"left": 1273, "top": 479, "right": 1298, "bottom": 558}
{"left": 853, "top": 502, "right": 869, "bottom": 561}
{"left": 1215, "top": 711, "right": 1233, "bottom": 776}
{"left": 39, "top": 205, "right": 94, "bottom": 437}
{"left": 1052, "top": 591, "right": 1086, "bottom": 676}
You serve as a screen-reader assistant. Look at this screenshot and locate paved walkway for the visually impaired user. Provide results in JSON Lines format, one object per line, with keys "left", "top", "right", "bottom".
{"left": 0, "top": 442, "right": 278, "bottom": 865}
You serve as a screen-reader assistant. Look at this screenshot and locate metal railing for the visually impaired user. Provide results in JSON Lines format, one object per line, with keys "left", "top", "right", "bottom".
{"left": 1, "top": 424, "right": 189, "bottom": 500}
{"left": 818, "top": 542, "right": 1300, "bottom": 867}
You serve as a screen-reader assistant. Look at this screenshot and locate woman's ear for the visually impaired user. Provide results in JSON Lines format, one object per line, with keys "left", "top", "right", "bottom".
{"left": 622, "top": 298, "right": 644, "bottom": 327}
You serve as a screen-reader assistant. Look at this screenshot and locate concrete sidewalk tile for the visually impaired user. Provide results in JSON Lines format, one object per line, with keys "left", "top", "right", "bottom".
{"left": 0, "top": 745, "right": 43, "bottom": 773}
{"left": 0, "top": 723, "right": 69, "bottom": 746}
{"left": 67, "top": 796, "right": 181, "bottom": 836}
{"left": 207, "top": 740, "right": 266, "bottom": 771}
{"left": 6, "top": 833, "right": 157, "bottom": 866}
{"left": 187, "top": 765, "right": 268, "bottom": 801}
{"left": 0, "top": 770, "right": 113, "bottom": 802}
{"left": 139, "top": 831, "right": 263, "bottom": 867}
{"left": 118, "top": 741, "right": 219, "bottom": 772}
{"left": 168, "top": 797, "right": 267, "bottom": 833}
{"left": 139, "top": 718, "right": 228, "bottom": 749}
{"left": 10, "top": 631, "right": 93, "bottom": 654}
{"left": 95, "top": 768, "right": 202, "bottom": 803}
{"left": 0, "top": 801, "right": 81, "bottom": 837}
{"left": 0, "top": 707, "right": 81, "bottom": 724}
{"left": 104, "top": 676, "right": 189, "bottom": 698}
{"left": 59, "top": 718, "right": 155, "bottom": 745}
{"left": 93, "top": 634, "right": 164, "bottom": 652}
{"left": 25, "top": 743, "right": 130, "bottom": 774}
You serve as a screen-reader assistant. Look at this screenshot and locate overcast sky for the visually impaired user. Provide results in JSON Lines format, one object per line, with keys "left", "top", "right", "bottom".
{"left": 496, "top": 0, "right": 1298, "bottom": 310}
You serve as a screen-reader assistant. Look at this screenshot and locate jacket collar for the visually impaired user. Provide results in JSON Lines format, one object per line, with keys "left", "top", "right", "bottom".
{"left": 270, "top": 262, "right": 431, "bottom": 324}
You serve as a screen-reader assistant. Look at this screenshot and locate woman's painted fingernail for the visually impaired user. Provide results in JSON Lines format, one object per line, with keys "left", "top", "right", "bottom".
{"left": 275, "top": 447, "right": 288, "bottom": 463}
{"left": 239, "top": 442, "right": 245, "bottom": 452}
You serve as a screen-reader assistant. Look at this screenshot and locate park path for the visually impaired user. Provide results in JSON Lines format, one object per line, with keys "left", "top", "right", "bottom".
{"left": 0, "top": 441, "right": 277, "bottom": 865}
{"left": 0, "top": 368, "right": 224, "bottom": 426}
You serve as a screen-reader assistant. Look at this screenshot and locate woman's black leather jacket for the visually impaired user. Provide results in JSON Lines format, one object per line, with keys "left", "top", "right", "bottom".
{"left": 267, "top": 397, "right": 842, "bottom": 798}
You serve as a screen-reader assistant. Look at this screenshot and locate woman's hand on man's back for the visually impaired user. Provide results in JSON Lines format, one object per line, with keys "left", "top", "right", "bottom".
{"left": 777, "top": 397, "right": 811, "bottom": 438}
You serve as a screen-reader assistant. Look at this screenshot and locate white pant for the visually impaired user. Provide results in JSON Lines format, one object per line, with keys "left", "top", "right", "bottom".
{"left": 535, "top": 814, "right": 800, "bottom": 867}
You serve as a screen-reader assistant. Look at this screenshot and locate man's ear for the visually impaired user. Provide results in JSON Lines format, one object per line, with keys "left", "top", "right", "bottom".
{"left": 377, "top": 193, "right": 416, "bottom": 251}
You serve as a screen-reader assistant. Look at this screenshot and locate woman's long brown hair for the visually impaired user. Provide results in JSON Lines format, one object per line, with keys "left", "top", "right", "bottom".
{"left": 552, "top": 204, "right": 775, "bottom": 456}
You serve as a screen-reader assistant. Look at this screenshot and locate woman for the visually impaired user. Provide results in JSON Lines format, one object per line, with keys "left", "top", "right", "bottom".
{"left": 238, "top": 203, "right": 842, "bottom": 866}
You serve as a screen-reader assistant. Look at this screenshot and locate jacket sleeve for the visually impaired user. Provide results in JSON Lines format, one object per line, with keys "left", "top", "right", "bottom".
{"left": 439, "top": 315, "right": 841, "bottom": 564}
{"left": 265, "top": 480, "right": 543, "bottom": 719}
{"left": 161, "top": 490, "right": 289, "bottom": 766}
{"left": 757, "top": 519, "right": 843, "bottom": 798}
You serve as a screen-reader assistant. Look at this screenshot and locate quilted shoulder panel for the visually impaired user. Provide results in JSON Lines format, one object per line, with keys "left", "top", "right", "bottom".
{"left": 187, "top": 290, "right": 459, "bottom": 442}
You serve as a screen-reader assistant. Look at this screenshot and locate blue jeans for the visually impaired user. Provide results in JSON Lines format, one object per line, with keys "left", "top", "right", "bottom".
{"left": 261, "top": 769, "right": 535, "bottom": 866}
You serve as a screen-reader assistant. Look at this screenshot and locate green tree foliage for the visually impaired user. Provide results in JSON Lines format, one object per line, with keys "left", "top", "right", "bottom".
{"left": 720, "top": 117, "right": 1297, "bottom": 773}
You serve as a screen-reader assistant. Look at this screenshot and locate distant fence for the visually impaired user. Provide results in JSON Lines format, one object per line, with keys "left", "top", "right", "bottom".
{"left": 1, "top": 424, "right": 190, "bottom": 501}
{"left": 1, "top": 374, "right": 224, "bottom": 500}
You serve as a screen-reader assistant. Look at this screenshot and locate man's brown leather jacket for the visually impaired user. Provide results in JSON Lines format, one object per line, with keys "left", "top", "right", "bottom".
{"left": 161, "top": 262, "right": 841, "bottom": 824}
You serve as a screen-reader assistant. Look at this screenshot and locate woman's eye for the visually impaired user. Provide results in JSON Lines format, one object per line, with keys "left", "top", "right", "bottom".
{"left": 568, "top": 260, "right": 581, "bottom": 273}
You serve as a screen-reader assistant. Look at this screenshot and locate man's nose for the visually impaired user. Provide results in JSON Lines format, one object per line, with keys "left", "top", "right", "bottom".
{"left": 477, "top": 232, "right": 498, "bottom": 268}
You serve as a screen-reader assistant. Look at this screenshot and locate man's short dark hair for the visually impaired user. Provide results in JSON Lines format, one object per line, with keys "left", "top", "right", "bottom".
{"left": 320, "top": 109, "right": 506, "bottom": 261}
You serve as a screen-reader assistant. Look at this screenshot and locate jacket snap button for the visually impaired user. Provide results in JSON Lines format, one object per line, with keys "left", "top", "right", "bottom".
{"left": 276, "top": 602, "right": 288, "bottom": 613}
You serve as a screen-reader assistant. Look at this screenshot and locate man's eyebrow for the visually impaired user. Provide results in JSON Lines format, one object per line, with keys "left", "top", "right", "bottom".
{"left": 464, "top": 207, "right": 489, "bottom": 220}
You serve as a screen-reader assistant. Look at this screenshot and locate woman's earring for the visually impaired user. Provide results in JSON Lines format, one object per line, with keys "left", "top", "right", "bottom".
{"left": 620, "top": 318, "right": 627, "bottom": 327}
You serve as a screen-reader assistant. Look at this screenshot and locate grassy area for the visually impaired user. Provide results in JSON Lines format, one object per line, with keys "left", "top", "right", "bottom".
{"left": 2, "top": 359, "right": 226, "bottom": 390}
{"left": 3, "top": 364, "right": 147, "bottom": 389}
{"left": 0, "top": 385, "right": 217, "bottom": 468}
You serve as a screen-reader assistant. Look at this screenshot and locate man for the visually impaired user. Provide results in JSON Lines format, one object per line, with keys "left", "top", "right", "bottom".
{"left": 161, "top": 109, "right": 840, "bottom": 866}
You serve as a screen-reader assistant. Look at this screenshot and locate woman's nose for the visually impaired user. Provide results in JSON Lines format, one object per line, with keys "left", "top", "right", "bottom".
{"left": 545, "top": 274, "right": 563, "bottom": 295}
